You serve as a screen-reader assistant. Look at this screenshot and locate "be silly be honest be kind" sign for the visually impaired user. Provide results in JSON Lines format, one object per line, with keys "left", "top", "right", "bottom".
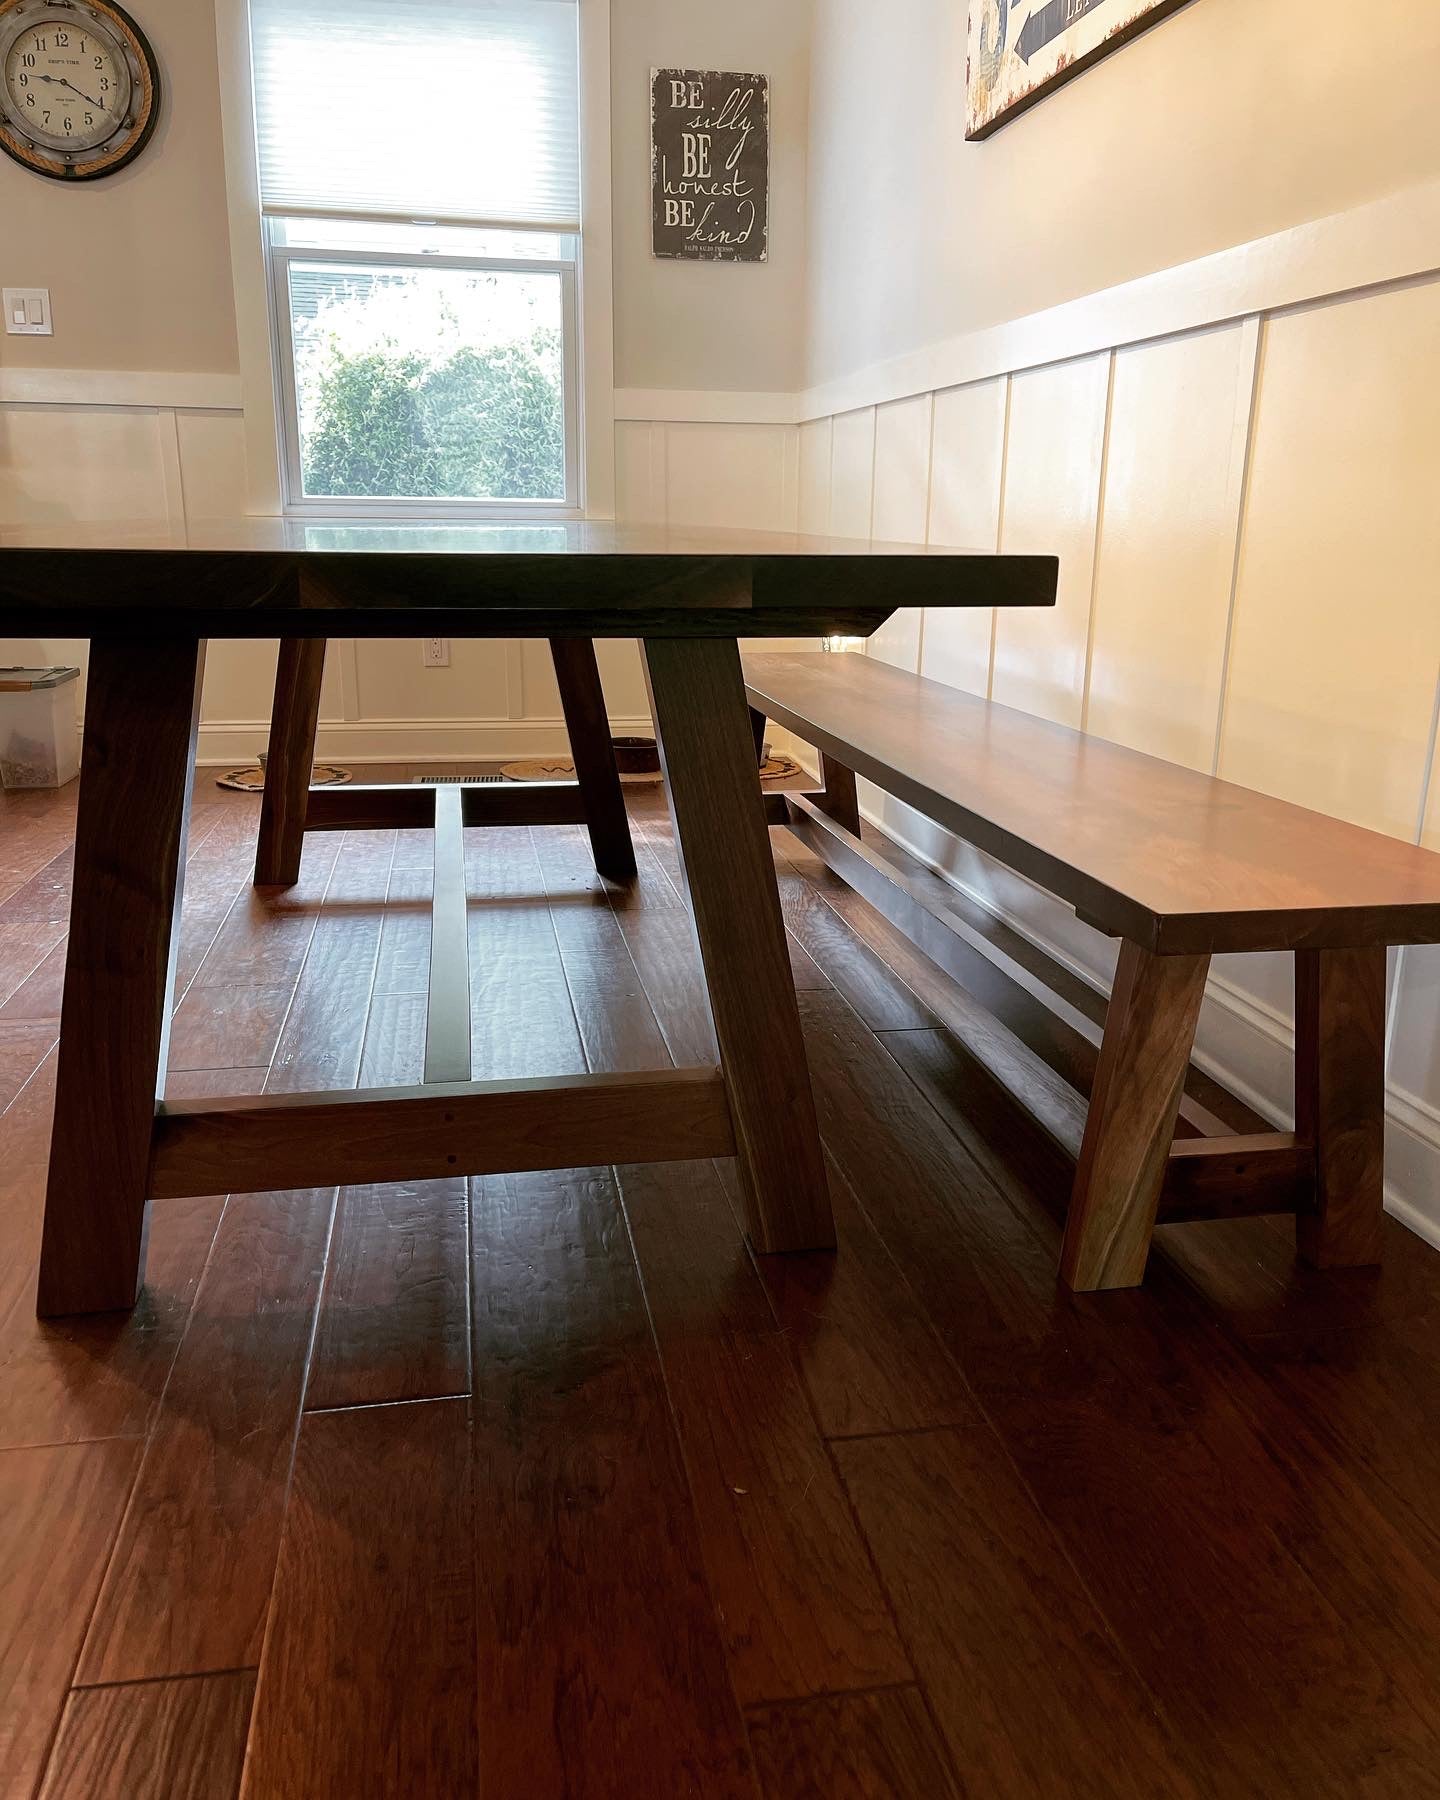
{"left": 651, "top": 69, "right": 769, "bottom": 263}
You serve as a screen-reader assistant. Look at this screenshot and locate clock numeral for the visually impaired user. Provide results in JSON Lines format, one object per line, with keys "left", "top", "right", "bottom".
{"left": 21, "top": 51, "right": 35, "bottom": 67}
{"left": 94, "top": 55, "right": 104, "bottom": 69}
{"left": 84, "top": 112, "right": 93, "bottom": 126}
{"left": 99, "top": 76, "right": 110, "bottom": 91}
{"left": 55, "top": 30, "right": 69, "bottom": 46}
{"left": 42, "top": 109, "right": 50, "bottom": 124}
{"left": 16, "top": 72, "right": 27, "bottom": 86}
{"left": 32, "top": 35, "right": 47, "bottom": 51}
{"left": 62, "top": 116, "right": 72, "bottom": 133}
{"left": 25, "top": 92, "right": 35, "bottom": 107}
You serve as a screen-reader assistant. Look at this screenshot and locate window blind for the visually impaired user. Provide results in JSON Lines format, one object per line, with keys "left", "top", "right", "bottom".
{"left": 250, "top": 0, "right": 580, "bottom": 228}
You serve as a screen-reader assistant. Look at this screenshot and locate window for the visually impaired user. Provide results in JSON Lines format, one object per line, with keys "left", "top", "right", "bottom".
{"left": 249, "top": 0, "right": 581, "bottom": 514}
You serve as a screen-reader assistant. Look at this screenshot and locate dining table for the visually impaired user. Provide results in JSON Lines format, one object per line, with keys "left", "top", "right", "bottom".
{"left": 0, "top": 517, "right": 1056, "bottom": 1318}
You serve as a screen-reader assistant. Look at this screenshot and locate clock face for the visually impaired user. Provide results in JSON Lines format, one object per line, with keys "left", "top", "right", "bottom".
{"left": 0, "top": 0, "right": 158, "bottom": 179}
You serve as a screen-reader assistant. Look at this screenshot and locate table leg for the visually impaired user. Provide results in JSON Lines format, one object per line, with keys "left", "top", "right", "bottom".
{"left": 644, "top": 637, "right": 833, "bottom": 1252}
{"left": 549, "top": 637, "right": 635, "bottom": 881}
{"left": 36, "top": 637, "right": 207, "bottom": 1316}
{"left": 256, "top": 637, "right": 326, "bottom": 887}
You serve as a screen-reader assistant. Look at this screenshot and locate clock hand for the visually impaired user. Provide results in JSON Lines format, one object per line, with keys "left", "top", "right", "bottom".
{"left": 36, "top": 73, "right": 105, "bottom": 109}
{"left": 59, "top": 75, "right": 106, "bottom": 109}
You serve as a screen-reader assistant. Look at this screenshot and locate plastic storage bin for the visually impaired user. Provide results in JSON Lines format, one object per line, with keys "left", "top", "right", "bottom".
{"left": 0, "top": 667, "right": 81, "bottom": 788}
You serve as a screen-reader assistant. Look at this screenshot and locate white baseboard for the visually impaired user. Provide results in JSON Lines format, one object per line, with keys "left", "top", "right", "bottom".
{"left": 196, "top": 713, "right": 654, "bottom": 767}
{"left": 830, "top": 787, "right": 1440, "bottom": 1256}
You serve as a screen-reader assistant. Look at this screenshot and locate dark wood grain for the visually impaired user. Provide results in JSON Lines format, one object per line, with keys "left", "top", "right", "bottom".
{"left": 646, "top": 636, "right": 832, "bottom": 1253}
{"left": 0, "top": 526, "right": 1056, "bottom": 641}
{"left": 550, "top": 636, "right": 637, "bottom": 880}
{"left": 816, "top": 751, "right": 861, "bottom": 837}
{"left": 305, "top": 1179, "right": 469, "bottom": 1411}
{"left": 305, "top": 779, "right": 591, "bottom": 831}
{"left": 617, "top": 1160, "right": 913, "bottom": 1702}
{"left": 255, "top": 637, "right": 325, "bottom": 887}
{"left": 77, "top": 1187, "right": 336, "bottom": 1685}
{"left": 37, "top": 635, "right": 205, "bottom": 1316}
{"left": 1060, "top": 942, "right": 1210, "bottom": 1291}
{"left": 746, "top": 1687, "right": 962, "bottom": 1800}
{"left": 1295, "top": 946, "right": 1386, "bottom": 1268}
{"left": 240, "top": 1398, "right": 476, "bottom": 1800}
{"left": 38, "top": 1672, "right": 255, "bottom": 1800}
{"left": 837, "top": 1430, "right": 1199, "bottom": 1797}
{"left": 150, "top": 1066, "right": 736, "bottom": 1198}
{"left": 1159, "top": 1132, "right": 1314, "bottom": 1222}
{"left": 0, "top": 1440, "right": 140, "bottom": 1798}
{"left": 747, "top": 652, "right": 1440, "bottom": 952}
{"left": 471, "top": 1167, "right": 756, "bottom": 1798}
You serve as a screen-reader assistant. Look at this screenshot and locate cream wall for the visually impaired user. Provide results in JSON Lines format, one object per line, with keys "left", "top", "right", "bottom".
{"left": 610, "top": 0, "right": 809, "bottom": 394}
{"left": 0, "top": 0, "right": 239, "bottom": 375}
{"left": 804, "top": 0, "right": 1440, "bottom": 389}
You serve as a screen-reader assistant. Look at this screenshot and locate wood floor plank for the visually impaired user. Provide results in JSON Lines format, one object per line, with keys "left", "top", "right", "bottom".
{"left": 471, "top": 1166, "right": 756, "bottom": 1798}
{"left": 619, "top": 1159, "right": 913, "bottom": 1704}
{"left": 840, "top": 1002, "right": 1440, "bottom": 1795}
{"left": 717, "top": 1157, "right": 979, "bottom": 1439}
{"left": 0, "top": 1440, "right": 140, "bottom": 1800}
{"left": 305, "top": 1179, "right": 469, "bottom": 1411}
{"left": 837, "top": 1430, "right": 1199, "bottom": 1798}
{"left": 239, "top": 1398, "right": 475, "bottom": 1800}
{"left": 76, "top": 1187, "right": 336, "bottom": 1685}
{"left": 0, "top": 923, "right": 65, "bottom": 1007}
{"left": 775, "top": 858, "right": 940, "bottom": 1030}
{"left": 263, "top": 832, "right": 393, "bottom": 1096}
{"left": 38, "top": 1671, "right": 256, "bottom": 1800}
{"left": 534, "top": 827, "right": 675, "bottom": 1073}
{"left": 745, "top": 1688, "right": 962, "bottom": 1800}
{"left": 0, "top": 1192, "right": 223, "bottom": 1449}
{"left": 0, "top": 1021, "right": 57, "bottom": 1112}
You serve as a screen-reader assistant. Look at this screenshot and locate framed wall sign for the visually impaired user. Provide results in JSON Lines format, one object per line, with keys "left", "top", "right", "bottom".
{"left": 967, "top": 0, "right": 1193, "bottom": 139}
{"left": 651, "top": 68, "right": 768, "bottom": 263}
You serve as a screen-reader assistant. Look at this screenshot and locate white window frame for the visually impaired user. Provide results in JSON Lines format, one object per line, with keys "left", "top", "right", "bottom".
{"left": 267, "top": 226, "right": 582, "bottom": 519}
{"left": 213, "top": 0, "right": 614, "bottom": 521}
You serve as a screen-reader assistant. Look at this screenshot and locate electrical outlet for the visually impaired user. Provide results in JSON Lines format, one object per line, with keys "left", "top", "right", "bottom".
{"left": 422, "top": 637, "right": 450, "bottom": 668}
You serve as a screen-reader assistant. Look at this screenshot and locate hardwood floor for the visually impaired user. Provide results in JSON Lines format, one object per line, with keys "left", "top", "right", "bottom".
{"left": 3, "top": 775, "right": 1440, "bottom": 1796}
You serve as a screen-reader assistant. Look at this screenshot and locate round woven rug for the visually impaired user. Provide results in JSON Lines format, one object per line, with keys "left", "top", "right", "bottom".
{"left": 499, "top": 753, "right": 804, "bottom": 784}
{"left": 216, "top": 764, "right": 352, "bottom": 793}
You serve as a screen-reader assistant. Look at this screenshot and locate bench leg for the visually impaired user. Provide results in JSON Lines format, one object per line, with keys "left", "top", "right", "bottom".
{"left": 1294, "top": 946, "right": 1386, "bottom": 1268}
{"left": 749, "top": 705, "right": 767, "bottom": 769}
{"left": 549, "top": 637, "right": 636, "bottom": 881}
{"left": 645, "top": 637, "right": 834, "bottom": 1253}
{"left": 1060, "top": 941, "right": 1210, "bottom": 1291}
{"left": 256, "top": 637, "right": 326, "bottom": 887}
{"left": 817, "top": 753, "right": 862, "bottom": 837}
{"left": 37, "top": 637, "right": 206, "bottom": 1316}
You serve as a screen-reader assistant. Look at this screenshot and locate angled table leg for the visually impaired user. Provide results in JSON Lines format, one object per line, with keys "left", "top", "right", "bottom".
{"left": 1294, "top": 946, "right": 1386, "bottom": 1268}
{"left": 256, "top": 637, "right": 326, "bottom": 887}
{"left": 1060, "top": 941, "right": 1210, "bottom": 1292}
{"left": 644, "top": 636, "right": 833, "bottom": 1253}
{"left": 549, "top": 637, "right": 635, "bottom": 881}
{"left": 37, "top": 637, "right": 207, "bottom": 1317}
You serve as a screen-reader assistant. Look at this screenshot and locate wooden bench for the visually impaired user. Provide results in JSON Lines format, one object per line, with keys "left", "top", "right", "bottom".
{"left": 745, "top": 651, "right": 1440, "bottom": 1292}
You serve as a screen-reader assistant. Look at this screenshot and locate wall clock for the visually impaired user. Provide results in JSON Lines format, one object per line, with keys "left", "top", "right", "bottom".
{"left": 0, "top": 0, "right": 159, "bottom": 180}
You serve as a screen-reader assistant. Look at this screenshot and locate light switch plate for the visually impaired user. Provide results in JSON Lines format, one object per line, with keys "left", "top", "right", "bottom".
{"left": 3, "top": 288, "right": 52, "bottom": 335}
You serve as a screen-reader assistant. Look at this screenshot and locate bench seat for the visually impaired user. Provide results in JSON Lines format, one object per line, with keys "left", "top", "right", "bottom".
{"left": 744, "top": 651, "right": 1440, "bottom": 1292}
